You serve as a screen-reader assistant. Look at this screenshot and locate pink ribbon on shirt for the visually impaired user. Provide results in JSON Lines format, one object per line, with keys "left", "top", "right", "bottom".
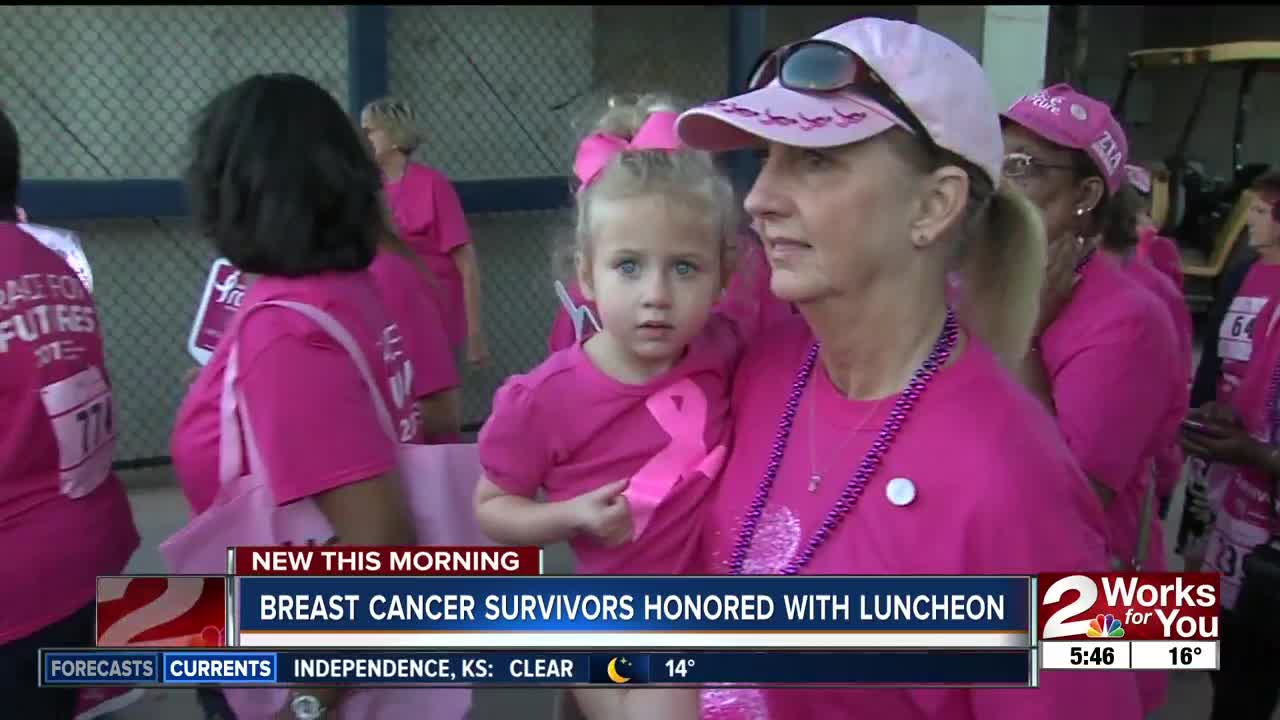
{"left": 624, "top": 378, "right": 728, "bottom": 538}
{"left": 572, "top": 111, "right": 682, "bottom": 190}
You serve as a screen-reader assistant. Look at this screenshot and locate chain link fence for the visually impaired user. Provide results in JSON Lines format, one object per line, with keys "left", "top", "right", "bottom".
{"left": 4, "top": 5, "right": 865, "bottom": 467}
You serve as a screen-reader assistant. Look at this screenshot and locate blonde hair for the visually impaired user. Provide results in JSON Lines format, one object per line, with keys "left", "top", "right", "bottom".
{"left": 362, "top": 97, "right": 423, "bottom": 155}
{"left": 890, "top": 132, "right": 1046, "bottom": 371}
{"left": 955, "top": 186, "right": 1046, "bottom": 371}
{"left": 565, "top": 93, "right": 739, "bottom": 280}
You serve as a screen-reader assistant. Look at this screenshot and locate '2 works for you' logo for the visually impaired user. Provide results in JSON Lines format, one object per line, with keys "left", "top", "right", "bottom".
{"left": 1038, "top": 572, "right": 1219, "bottom": 642}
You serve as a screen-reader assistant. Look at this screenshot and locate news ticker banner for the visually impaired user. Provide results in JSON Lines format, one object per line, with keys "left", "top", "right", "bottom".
{"left": 41, "top": 649, "right": 1034, "bottom": 688}
{"left": 175, "top": 575, "right": 1029, "bottom": 650}
{"left": 93, "top": 546, "right": 1220, "bottom": 670}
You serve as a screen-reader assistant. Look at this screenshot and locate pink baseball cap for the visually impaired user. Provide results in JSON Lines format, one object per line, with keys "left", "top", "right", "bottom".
{"left": 676, "top": 18, "right": 1004, "bottom": 186}
{"left": 1001, "top": 83, "right": 1129, "bottom": 196}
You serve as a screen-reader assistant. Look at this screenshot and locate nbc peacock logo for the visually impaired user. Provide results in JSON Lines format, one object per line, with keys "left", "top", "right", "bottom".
{"left": 1086, "top": 613, "right": 1125, "bottom": 638}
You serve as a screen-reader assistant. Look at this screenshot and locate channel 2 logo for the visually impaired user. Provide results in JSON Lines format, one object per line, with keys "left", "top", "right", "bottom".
{"left": 96, "top": 576, "right": 227, "bottom": 648}
{"left": 1038, "top": 572, "right": 1220, "bottom": 642}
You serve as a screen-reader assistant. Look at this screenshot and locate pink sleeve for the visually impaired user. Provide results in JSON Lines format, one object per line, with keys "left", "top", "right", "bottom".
{"left": 238, "top": 315, "right": 397, "bottom": 505}
{"left": 476, "top": 380, "right": 553, "bottom": 497}
{"left": 1050, "top": 314, "right": 1175, "bottom": 494}
{"left": 431, "top": 171, "right": 471, "bottom": 255}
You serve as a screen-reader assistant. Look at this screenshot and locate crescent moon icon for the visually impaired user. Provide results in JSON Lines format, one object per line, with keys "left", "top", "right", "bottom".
{"left": 607, "top": 657, "right": 631, "bottom": 684}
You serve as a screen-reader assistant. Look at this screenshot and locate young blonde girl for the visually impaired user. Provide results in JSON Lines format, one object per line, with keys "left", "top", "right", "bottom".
{"left": 474, "top": 94, "right": 742, "bottom": 719}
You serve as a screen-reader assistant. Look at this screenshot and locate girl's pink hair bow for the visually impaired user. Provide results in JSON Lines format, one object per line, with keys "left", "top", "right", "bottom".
{"left": 572, "top": 111, "right": 682, "bottom": 190}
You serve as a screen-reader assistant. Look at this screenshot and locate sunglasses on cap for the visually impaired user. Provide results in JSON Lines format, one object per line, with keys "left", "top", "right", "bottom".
{"left": 747, "top": 39, "right": 936, "bottom": 149}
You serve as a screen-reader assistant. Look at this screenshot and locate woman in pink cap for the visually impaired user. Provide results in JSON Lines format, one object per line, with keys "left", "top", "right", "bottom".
{"left": 1001, "top": 84, "right": 1179, "bottom": 713}
{"left": 1002, "top": 92, "right": 1190, "bottom": 523}
{"left": 663, "top": 17, "right": 1145, "bottom": 720}
{"left": 1122, "top": 162, "right": 1193, "bottom": 519}
{"left": 0, "top": 106, "right": 140, "bottom": 719}
{"left": 362, "top": 97, "right": 490, "bottom": 368}
{"left": 1125, "top": 162, "right": 1185, "bottom": 290}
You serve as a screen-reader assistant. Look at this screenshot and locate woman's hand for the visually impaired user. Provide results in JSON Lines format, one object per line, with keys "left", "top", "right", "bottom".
{"left": 1192, "top": 400, "right": 1239, "bottom": 426}
{"left": 467, "top": 330, "right": 491, "bottom": 368}
{"left": 1036, "top": 236, "right": 1088, "bottom": 336}
{"left": 1180, "top": 418, "right": 1267, "bottom": 468}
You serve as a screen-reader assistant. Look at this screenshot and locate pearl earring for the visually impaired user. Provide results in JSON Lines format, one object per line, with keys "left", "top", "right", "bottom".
{"left": 1075, "top": 207, "right": 1085, "bottom": 217}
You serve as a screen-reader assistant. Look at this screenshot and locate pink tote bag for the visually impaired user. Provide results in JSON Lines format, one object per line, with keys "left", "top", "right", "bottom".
{"left": 160, "top": 300, "right": 485, "bottom": 720}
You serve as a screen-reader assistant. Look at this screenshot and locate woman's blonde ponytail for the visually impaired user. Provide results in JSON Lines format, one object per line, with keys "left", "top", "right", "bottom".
{"left": 957, "top": 186, "right": 1046, "bottom": 371}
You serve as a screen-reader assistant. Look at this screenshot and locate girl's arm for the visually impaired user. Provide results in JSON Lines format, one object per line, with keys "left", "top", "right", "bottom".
{"left": 473, "top": 475, "right": 632, "bottom": 547}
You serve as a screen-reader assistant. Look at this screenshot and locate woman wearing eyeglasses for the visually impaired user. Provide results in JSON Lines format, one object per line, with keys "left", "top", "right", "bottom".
{"left": 1001, "top": 86, "right": 1181, "bottom": 713}
{"left": 656, "top": 18, "right": 1144, "bottom": 720}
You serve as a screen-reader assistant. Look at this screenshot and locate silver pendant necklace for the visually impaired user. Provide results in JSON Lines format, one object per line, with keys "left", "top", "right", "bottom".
{"left": 806, "top": 381, "right": 886, "bottom": 493}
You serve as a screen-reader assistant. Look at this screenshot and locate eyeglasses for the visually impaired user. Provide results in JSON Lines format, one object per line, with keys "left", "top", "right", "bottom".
{"left": 1002, "top": 152, "right": 1075, "bottom": 180}
{"left": 747, "top": 40, "right": 935, "bottom": 149}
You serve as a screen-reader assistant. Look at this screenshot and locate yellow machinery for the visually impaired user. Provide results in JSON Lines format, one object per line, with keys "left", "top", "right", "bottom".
{"left": 1114, "top": 41, "right": 1280, "bottom": 313}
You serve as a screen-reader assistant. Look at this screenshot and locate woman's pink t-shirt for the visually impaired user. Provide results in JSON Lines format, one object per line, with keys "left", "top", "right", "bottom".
{"left": 384, "top": 162, "right": 472, "bottom": 349}
{"left": 699, "top": 315, "right": 1143, "bottom": 719}
{"left": 1040, "top": 254, "right": 1178, "bottom": 576}
{"left": 1217, "top": 261, "right": 1280, "bottom": 403}
{"left": 479, "top": 318, "right": 741, "bottom": 575}
{"left": 171, "top": 270, "right": 413, "bottom": 515}
{"left": 1121, "top": 254, "right": 1193, "bottom": 500}
{"left": 0, "top": 222, "right": 139, "bottom": 644}
{"left": 368, "top": 250, "right": 461, "bottom": 443}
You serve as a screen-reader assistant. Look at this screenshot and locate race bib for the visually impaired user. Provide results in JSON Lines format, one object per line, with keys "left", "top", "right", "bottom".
{"left": 1219, "top": 295, "right": 1266, "bottom": 363}
{"left": 1205, "top": 515, "right": 1267, "bottom": 610}
{"left": 40, "top": 365, "right": 116, "bottom": 499}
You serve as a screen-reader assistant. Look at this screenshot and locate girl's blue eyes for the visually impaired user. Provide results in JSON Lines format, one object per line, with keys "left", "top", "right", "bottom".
{"left": 615, "top": 260, "right": 699, "bottom": 276}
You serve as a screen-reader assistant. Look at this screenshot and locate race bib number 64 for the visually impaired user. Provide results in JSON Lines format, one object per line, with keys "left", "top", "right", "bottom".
{"left": 40, "top": 365, "right": 115, "bottom": 498}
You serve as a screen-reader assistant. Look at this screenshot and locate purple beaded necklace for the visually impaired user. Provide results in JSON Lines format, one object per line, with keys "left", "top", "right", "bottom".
{"left": 728, "top": 307, "right": 960, "bottom": 576}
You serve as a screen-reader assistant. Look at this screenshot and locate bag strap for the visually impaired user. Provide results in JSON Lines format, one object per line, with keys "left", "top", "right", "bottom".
{"left": 216, "top": 300, "right": 398, "bottom": 493}
{"left": 1130, "top": 468, "right": 1158, "bottom": 571}
{"left": 554, "top": 280, "right": 601, "bottom": 342}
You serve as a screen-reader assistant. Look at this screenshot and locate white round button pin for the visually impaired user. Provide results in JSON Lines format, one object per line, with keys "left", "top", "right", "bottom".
{"left": 886, "top": 477, "right": 916, "bottom": 507}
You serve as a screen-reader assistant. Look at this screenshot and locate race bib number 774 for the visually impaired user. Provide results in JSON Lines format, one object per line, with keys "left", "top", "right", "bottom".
{"left": 40, "top": 365, "right": 115, "bottom": 499}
